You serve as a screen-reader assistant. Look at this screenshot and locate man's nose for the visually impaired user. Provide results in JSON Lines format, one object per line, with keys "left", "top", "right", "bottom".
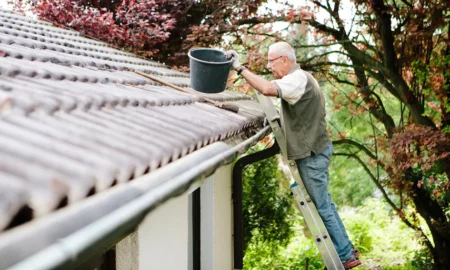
{"left": 266, "top": 62, "right": 271, "bottom": 70}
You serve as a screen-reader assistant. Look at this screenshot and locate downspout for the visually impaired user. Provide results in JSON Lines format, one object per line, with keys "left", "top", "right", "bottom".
{"left": 192, "top": 188, "right": 201, "bottom": 270}
{"left": 232, "top": 141, "right": 280, "bottom": 270}
{"left": 4, "top": 125, "right": 270, "bottom": 270}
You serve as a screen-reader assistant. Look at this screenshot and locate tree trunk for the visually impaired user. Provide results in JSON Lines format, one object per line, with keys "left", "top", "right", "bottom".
{"left": 411, "top": 178, "right": 450, "bottom": 269}
{"left": 430, "top": 227, "right": 450, "bottom": 270}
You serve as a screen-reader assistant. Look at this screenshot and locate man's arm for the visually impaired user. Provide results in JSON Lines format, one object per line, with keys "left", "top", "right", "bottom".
{"left": 224, "top": 50, "right": 278, "bottom": 97}
{"left": 237, "top": 67, "right": 278, "bottom": 97}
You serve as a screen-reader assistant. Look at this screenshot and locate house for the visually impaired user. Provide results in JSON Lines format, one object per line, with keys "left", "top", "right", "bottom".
{"left": 0, "top": 8, "right": 269, "bottom": 270}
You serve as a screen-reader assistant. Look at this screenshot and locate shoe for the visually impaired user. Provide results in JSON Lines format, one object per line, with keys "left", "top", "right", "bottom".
{"left": 352, "top": 245, "right": 360, "bottom": 258}
{"left": 342, "top": 254, "right": 361, "bottom": 269}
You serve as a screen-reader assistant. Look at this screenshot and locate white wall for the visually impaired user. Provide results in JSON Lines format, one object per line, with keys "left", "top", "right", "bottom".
{"left": 115, "top": 163, "right": 234, "bottom": 270}
{"left": 139, "top": 194, "right": 189, "bottom": 270}
{"left": 201, "top": 176, "right": 214, "bottom": 269}
{"left": 200, "top": 164, "right": 234, "bottom": 270}
{"left": 116, "top": 231, "right": 139, "bottom": 270}
{"left": 212, "top": 164, "right": 234, "bottom": 270}
{"left": 116, "top": 194, "right": 190, "bottom": 270}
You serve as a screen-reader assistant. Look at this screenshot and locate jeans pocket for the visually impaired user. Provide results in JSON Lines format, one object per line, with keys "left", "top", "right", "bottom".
{"left": 318, "top": 143, "right": 332, "bottom": 160}
{"left": 313, "top": 154, "right": 329, "bottom": 172}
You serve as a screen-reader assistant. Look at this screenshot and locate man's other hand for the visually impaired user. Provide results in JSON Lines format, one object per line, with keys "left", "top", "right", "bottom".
{"left": 224, "top": 50, "right": 240, "bottom": 69}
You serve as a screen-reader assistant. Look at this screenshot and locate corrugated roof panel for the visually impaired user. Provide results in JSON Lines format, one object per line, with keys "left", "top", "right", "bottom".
{"left": 6, "top": 115, "right": 137, "bottom": 181}
{"left": 29, "top": 113, "right": 152, "bottom": 175}
{"left": 0, "top": 120, "right": 119, "bottom": 188}
{"left": 0, "top": 133, "right": 97, "bottom": 197}
{"left": 0, "top": 151, "right": 70, "bottom": 217}
{"left": 117, "top": 106, "right": 203, "bottom": 150}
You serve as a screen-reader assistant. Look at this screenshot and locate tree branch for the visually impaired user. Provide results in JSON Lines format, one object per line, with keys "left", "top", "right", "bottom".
{"left": 299, "top": 61, "right": 357, "bottom": 69}
{"left": 327, "top": 73, "right": 354, "bottom": 87}
{"left": 371, "top": 0, "right": 399, "bottom": 71}
{"left": 293, "top": 40, "right": 374, "bottom": 49}
{"left": 333, "top": 152, "right": 434, "bottom": 250}
{"left": 235, "top": 10, "right": 435, "bottom": 127}
{"left": 333, "top": 139, "right": 378, "bottom": 160}
{"left": 333, "top": 152, "right": 391, "bottom": 205}
{"left": 400, "top": 0, "right": 413, "bottom": 8}
{"left": 247, "top": 31, "right": 282, "bottom": 39}
{"left": 365, "top": 69, "right": 401, "bottom": 100}
{"left": 302, "top": 50, "right": 349, "bottom": 64}
{"left": 349, "top": 56, "right": 397, "bottom": 137}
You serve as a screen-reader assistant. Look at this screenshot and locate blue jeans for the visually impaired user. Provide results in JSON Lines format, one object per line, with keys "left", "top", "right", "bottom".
{"left": 295, "top": 143, "right": 353, "bottom": 260}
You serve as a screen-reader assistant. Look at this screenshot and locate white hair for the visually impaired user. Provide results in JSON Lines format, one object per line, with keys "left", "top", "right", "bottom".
{"left": 268, "top": 42, "right": 296, "bottom": 62}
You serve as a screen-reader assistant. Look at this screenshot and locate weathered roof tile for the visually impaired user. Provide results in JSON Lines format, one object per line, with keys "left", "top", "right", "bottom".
{"left": 0, "top": 151, "right": 70, "bottom": 217}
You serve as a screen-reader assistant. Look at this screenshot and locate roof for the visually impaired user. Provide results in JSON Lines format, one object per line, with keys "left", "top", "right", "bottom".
{"left": 0, "top": 9, "right": 265, "bottom": 232}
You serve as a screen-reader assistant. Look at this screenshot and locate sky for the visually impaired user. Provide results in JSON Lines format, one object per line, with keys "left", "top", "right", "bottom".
{"left": 0, "top": 0, "right": 12, "bottom": 9}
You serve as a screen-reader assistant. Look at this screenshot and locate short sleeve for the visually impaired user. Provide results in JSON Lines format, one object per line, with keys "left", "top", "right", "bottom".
{"left": 272, "top": 70, "right": 307, "bottom": 105}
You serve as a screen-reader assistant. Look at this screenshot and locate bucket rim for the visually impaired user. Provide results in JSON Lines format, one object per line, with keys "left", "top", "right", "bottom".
{"left": 188, "top": 48, "right": 232, "bottom": 65}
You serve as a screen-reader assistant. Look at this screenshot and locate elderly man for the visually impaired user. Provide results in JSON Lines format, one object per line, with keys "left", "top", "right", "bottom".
{"left": 225, "top": 42, "right": 361, "bottom": 269}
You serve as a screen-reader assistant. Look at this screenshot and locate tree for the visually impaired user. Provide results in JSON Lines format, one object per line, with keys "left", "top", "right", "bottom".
{"left": 241, "top": 145, "right": 295, "bottom": 252}
{"left": 300, "top": 2, "right": 450, "bottom": 268}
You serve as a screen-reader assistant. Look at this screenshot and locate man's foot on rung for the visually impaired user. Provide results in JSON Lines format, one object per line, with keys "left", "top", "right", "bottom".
{"left": 342, "top": 254, "right": 361, "bottom": 269}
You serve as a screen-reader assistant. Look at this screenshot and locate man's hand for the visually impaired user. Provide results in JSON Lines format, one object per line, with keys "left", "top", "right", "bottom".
{"left": 224, "top": 50, "right": 241, "bottom": 69}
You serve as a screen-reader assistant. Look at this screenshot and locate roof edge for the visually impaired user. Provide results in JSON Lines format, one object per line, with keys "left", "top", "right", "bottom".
{"left": 0, "top": 126, "right": 270, "bottom": 269}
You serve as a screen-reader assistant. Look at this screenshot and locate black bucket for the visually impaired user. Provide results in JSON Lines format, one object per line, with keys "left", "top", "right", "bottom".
{"left": 188, "top": 48, "right": 232, "bottom": 93}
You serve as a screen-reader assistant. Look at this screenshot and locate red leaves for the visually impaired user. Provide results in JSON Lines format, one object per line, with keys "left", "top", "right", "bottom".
{"left": 285, "top": 10, "right": 296, "bottom": 23}
{"left": 390, "top": 125, "right": 444, "bottom": 168}
{"left": 245, "top": 51, "right": 267, "bottom": 72}
{"left": 388, "top": 124, "right": 450, "bottom": 198}
{"left": 30, "top": 0, "right": 184, "bottom": 56}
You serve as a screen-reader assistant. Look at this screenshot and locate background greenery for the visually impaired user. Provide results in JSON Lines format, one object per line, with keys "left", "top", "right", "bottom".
{"left": 241, "top": 147, "right": 428, "bottom": 269}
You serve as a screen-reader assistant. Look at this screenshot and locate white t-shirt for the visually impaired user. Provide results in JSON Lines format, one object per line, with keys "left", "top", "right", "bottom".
{"left": 272, "top": 69, "right": 307, "bottom": 105}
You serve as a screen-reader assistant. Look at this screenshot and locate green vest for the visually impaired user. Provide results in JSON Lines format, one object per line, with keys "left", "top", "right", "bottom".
{"left": 279, "top": 65, "right": 331, "bottom": 160}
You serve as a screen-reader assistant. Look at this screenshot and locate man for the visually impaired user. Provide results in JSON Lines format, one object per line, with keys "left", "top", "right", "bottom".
{"left": 225, "top": 42, "right": 361, "bottom": 269}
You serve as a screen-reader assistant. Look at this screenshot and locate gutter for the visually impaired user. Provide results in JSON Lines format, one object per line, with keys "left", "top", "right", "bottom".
{"left": 0, "top": 125, "right": 270, "bottom": 270}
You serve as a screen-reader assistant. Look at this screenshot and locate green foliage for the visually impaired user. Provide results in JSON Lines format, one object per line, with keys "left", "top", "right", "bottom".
{"left": 342, "top": 198, "right": 423, "bottom": 269}
{"left": 241, "top": 144, "right": 295, "bottom": 250}
{"left": 345, "top": 217, "right": 374, "bottom": 254}
{"left": 244, "top": 217, "right": 323, "bottom": 270}
{"left": 244, "top": 197, "right": 425, "bottom": 269}
{"left": 443, "top": 125, "right": 450, "bottom": 134}
{"left": 328, "top": 155, "right": 375, "bottom": 207}
{"left": 411, "top": 248, "right": 434, "bottom": 270}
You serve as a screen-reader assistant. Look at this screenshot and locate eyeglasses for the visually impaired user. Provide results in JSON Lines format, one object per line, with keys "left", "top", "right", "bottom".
{"left": 267, "top": 56, "right": 283, "bottom": 65}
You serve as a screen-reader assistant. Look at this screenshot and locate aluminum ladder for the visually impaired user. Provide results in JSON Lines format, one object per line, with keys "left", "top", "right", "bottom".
{"left": 255, "top": 92, "right": 344, "bottom": 270}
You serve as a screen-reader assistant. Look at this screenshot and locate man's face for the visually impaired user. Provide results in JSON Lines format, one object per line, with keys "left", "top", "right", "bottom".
{"left": 266, "top": 52, "right": 286, "bottom": 79}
